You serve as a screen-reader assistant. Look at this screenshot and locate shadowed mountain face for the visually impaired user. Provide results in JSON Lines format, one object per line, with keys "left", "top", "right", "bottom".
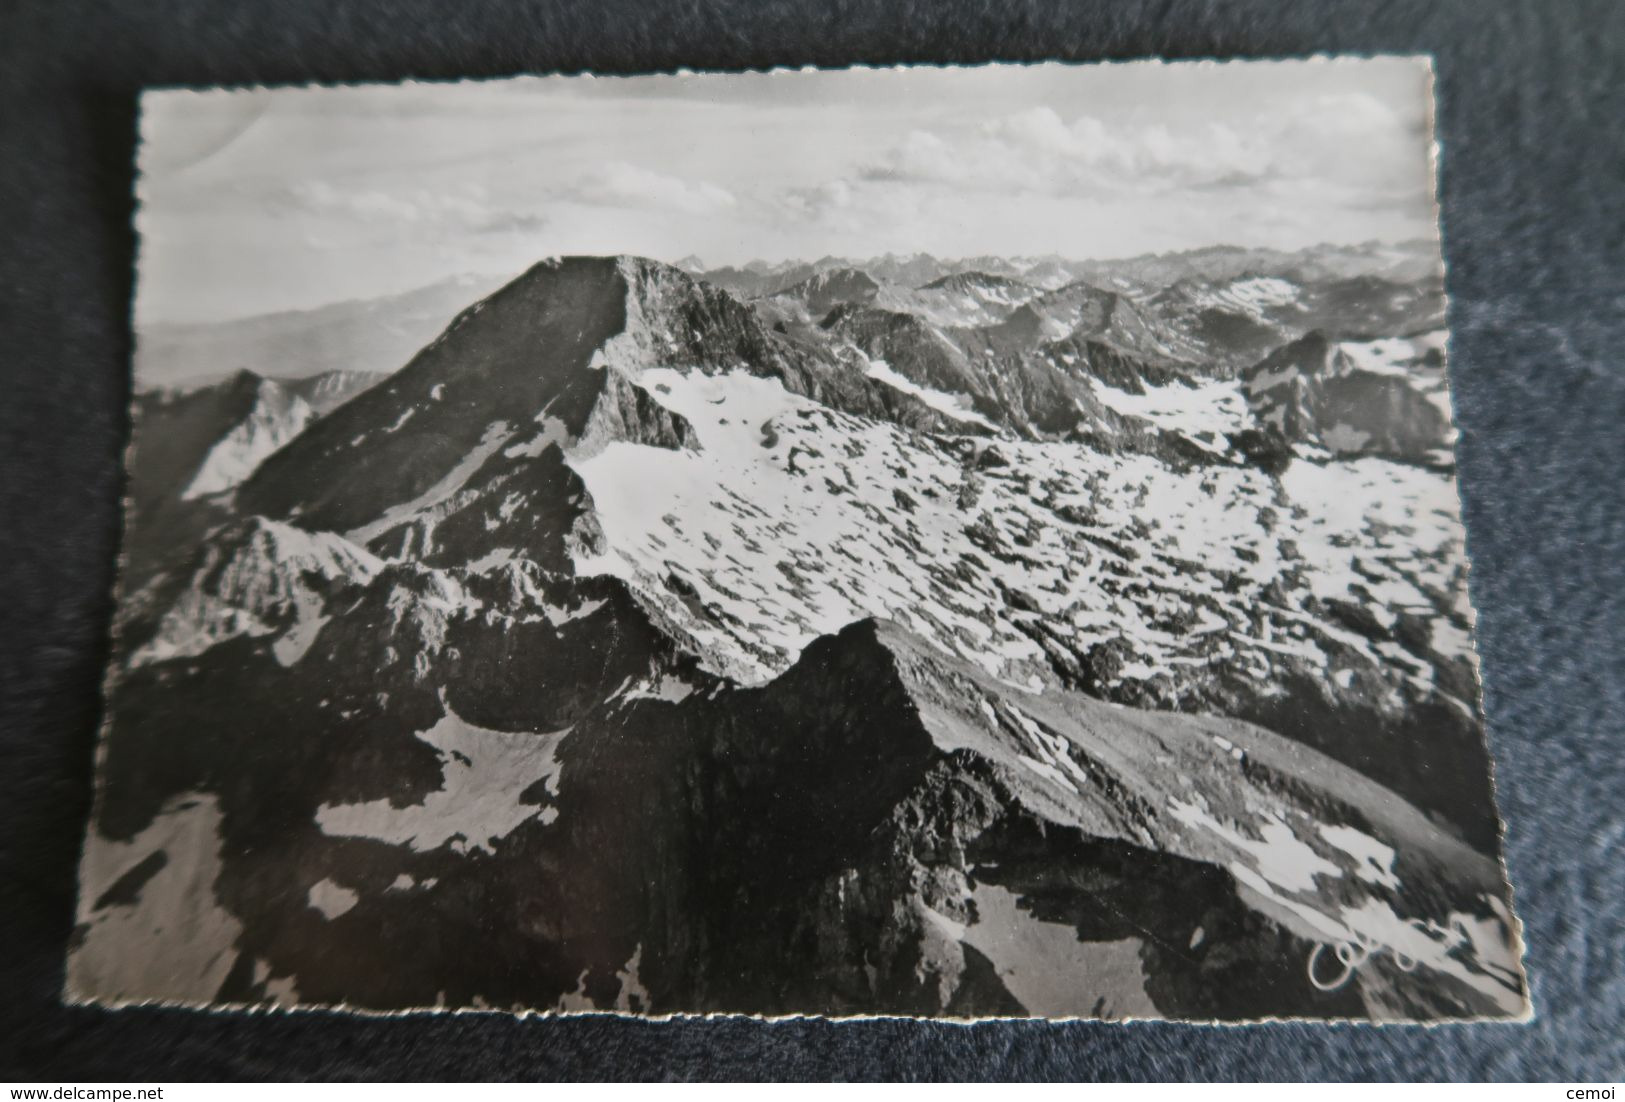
{"left": 1243, "top": 331, "right": 1455, "bottom": 466}
{"left": 78, "top": 252, "right": 1523, "bottom": 1022}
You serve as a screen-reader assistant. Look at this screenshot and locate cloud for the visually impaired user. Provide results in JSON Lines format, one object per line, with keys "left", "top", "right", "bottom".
{"left": 857, "top": 108, "right": 1273, "bottom": 197}
{"left": 852, "top": 96, "right": 1411, "bottom": 201}
{"left": 278, "top": 180, "right": 546, "bottom": 236}
{"left": 781, "top": 178, "right": 855, "bottom": 218}
{"left": 776, "top": 175, "right": 938, "bottom": 245}
{"left": 570, "top": 162, "right": 736, "bottom": 215}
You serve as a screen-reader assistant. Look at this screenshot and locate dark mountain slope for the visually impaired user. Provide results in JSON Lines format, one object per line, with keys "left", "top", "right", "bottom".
{"left": 121, "top": 371, "right": 312, "bottom": 586}
{"left": 770, "top": 266, "right": 881, "bottom": 317}
{"left": 235, "top": 257, "right": 635, "bottom": 532}
{"left": 85, "top": 611, "right": 1519, "bottom": 1018}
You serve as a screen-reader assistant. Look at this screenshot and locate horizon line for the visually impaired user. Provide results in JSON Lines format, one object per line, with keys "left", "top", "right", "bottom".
{"left": 140, "top": 235, "right": 1443, "bottom": 329}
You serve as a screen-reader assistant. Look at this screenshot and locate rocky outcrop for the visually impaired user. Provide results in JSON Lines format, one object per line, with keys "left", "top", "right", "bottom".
{"left": 362, "top": 442, "right": 603, "bottom": 573}
{"left": 121, "top": 516, "right": 380, "bottom": 668}
{"left": 906, "top": 271, "right": 1041, "bottom": 327}
{"left": 769, "top": 266, "right": 881, "bottom": 318}
{"left": 180, "top": 378, "right": 314, "bottom": 500}
{"left": 825, "top": 305, "right": 990, "bottom": 402}
{"left": 575, "top": 368, "right": 699, "bottom": 454}
{"left": 1041, "top": 335, "right": 1193, "bottom": 394}
{"left": 1143, "top": 272, "right": 1447, "bottom": 375}
{"left": 284, "top": 369, "right": 386, "bottom": 416}
{"left": 128, "top": 370, "right": 307, "bottom": 507}
{"left": 1242, "top": 331, "right": 1451, "bottom": 465}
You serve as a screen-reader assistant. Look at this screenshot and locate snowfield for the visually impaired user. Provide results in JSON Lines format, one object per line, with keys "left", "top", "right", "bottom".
{"left": 316, "top": 697, "right": 568, "bottom": 854}
{"left": 863, "top": 356, "right": 997, "bottom": 428}
{"left": 566, "top": 365, "right": 1474, "bottom": 716}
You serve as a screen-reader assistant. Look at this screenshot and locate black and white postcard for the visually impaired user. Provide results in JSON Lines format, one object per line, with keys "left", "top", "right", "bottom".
{"left": 72, "top": 59, "right": 1528, "bottom": 1021}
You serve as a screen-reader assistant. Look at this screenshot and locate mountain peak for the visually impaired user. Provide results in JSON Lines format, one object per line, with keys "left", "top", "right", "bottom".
{"left": 235, "top": 254, "right": 821, "bottom": 533}
{"left": 920, "top": 271, "right": 1033, "bottom": 294}
{"left": 770, "top": 267, "right": 881, "bottom": 317}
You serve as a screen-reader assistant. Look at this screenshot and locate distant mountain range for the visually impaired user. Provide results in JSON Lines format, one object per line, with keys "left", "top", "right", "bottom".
{"left": 76, "top": 246, "right": 1523, "bottom": 1022}
{"left": 685, "top": 238, "right": 1443, "bottom": 301}
{"left": 135, "top": 241, "right": 1441, "bottom": 392}
{"left": 135, "top": 272, "right": 509, "bottom": 391}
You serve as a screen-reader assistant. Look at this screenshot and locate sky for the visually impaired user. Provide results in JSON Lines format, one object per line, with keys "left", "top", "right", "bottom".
{"left": 135, "top": 58, "right": 1439, "bottom": 325}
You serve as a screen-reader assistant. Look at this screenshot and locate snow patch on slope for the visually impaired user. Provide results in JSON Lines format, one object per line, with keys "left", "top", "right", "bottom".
{"left": 1090, "top": 378, "right": 1251, "bottom": 441}
{"left": 1193, "top": 276, "right": 1300, "bottom": 321}
{"left": 1168, "top": 798, "right": 1340, "bottom": 892}
{"left": 864, "top": 356, "right": 997, "bottom": 429}
{"left": 307, "top": 878, "right": 360, "bottom": 919}
{"left": 568, "top": 369, "right": 1043, "bottom": 682}
{"left": 1280, "top": 455, "right": 1468, "bottom": 654}
{"left": 315, "top": 700, "right": 567, "bottom": 854}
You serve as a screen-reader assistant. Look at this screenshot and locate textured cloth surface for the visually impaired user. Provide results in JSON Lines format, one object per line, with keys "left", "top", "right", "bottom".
{"left": 1, "top": 0, "right": 1621, "bottom": 1081}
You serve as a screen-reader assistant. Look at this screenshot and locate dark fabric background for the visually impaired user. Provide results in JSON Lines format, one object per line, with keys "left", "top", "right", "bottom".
{"left": 1, "top": 0, "right": 1621, "bottom": 1081}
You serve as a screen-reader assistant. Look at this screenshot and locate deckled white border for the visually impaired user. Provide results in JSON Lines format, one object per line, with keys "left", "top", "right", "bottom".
{"left": 73, "top": 53, "right": 1532, "bottom": 1027}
